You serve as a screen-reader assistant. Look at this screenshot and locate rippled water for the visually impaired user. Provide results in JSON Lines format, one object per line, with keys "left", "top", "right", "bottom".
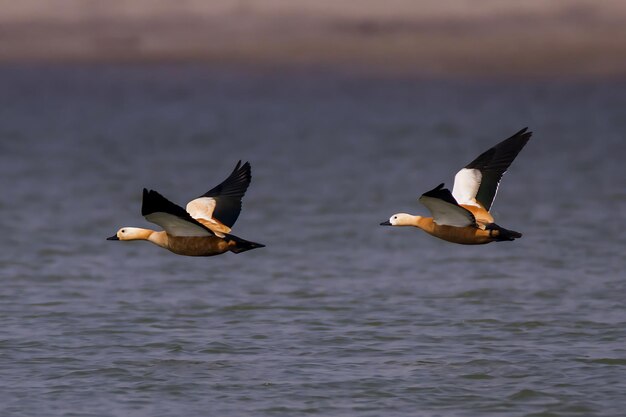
{"left": 1, "top": 66, "right": 625, "bottom": 416}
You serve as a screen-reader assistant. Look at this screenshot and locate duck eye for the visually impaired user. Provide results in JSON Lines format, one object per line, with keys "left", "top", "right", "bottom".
{"left": 121, "top": 230, "right": 125, "bottom": 233}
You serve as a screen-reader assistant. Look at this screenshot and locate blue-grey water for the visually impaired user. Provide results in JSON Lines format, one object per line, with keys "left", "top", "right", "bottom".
{"left": 1, "top": 66, "right": 625, "bottom": 417}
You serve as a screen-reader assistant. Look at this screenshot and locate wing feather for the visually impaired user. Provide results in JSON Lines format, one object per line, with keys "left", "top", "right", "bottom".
{"left": 452, "top": 128, "right": 531, "bottom": 210}
{"left": 419, "top": 183, "right": 476, "bottom": 227}
{"left": 142, "top": 189, "right": 215, "bottom": 237}
{"left": 194, "top": 161, "right": 251, "bottom": 228}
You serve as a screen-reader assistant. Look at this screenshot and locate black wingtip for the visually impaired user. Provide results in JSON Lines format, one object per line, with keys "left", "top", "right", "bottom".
{"left": 421, "top": 183, "right": 460, "bottom": 206}
{"left": 506, "top": 127, "right": 532, "bottom": 146}
{"left": 422, "top": 183, "right": 447, "bottom": 197}
{"left": 465, "top": 127, "right": 532, "bottom": 171}
{"left": 201, "top": 161, "right": 252, "bottom": 199}
{"left": 141, "top": 189, "right": 157, "bottom": 217}
{"left": 233, "top": 160, "right": 246, "bottom": 172}
{"left": 514, "top": 127, "right": 532, "bottom": 140}
{"left": 239, "top": 161, "right": 251, "bottom": 176}
{"left": 141, "top": 188, "right": 183, "bottom": 219}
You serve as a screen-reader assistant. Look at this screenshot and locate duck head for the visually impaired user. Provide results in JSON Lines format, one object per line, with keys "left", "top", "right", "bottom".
{"left": 106, "top": 227, "right": 151, "bottom": 241}
{"left": 380, "top": 213, "right": 419, "bottom": 226}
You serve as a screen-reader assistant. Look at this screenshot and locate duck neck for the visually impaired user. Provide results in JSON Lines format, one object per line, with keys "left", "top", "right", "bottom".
{"left": 128, "top": 228, "right": 168, "bottom": 248}
{"left": 147, "top": 230, "right": 168, "bottom": 249}
{"left": 414, "top": 216, "right": 435, "bottom": 233}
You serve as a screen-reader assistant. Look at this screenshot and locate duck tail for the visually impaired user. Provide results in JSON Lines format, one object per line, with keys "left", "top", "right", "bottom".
{"left": 225, "top": 234, "right": 266, "bottom": 254}
{"left": 485, "top": 223, "right": 522, "bottom": 242}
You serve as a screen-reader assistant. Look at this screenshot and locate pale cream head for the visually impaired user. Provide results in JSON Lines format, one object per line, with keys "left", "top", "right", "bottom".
{"left": 107, "top": 227, "right": 150, "bottom": 241}
{"left": 382, "top": 213, "right": 421, "bottom": 226}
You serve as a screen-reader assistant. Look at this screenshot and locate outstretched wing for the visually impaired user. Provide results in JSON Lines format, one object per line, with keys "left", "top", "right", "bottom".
{"left": 186, "top": 161, "right": 251, "bottom": 229}
{"left": 452, "top": 128, "right": 531, "bottom": 211}
{"left": 419, "top": 183, "right": 476, "bottom": 227}
{"left": 142, "top": 189, "right": 215, "bottom": 237}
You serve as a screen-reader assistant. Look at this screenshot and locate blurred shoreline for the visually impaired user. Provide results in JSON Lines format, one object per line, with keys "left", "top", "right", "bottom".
{"left": 1, "top": 1, "right": 625, "bottom": 78}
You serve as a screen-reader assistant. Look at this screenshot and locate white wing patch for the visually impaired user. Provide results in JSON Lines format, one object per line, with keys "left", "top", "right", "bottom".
{"left": 186, "top": 197, "right": 217, "bottom": 222}
{"left": 419, "top": 196, "right": 476, "bottom": 227}
{"left": 452, "top": 168, "right": 482, "bottom": 207}
{"left": 145, "top": 212, "right": 214, "bottom": 237}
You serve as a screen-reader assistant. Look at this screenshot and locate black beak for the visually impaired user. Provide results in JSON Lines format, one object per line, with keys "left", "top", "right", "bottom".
{"left": 380, "top": 220, "right": 391, "bottom": 226}
{"left": 106, "top": 235, "right": 119, "bottom": 241}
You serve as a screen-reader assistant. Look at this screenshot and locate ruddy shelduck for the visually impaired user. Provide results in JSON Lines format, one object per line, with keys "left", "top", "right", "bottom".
{"left": 107, "top": 161, "right": 264, "bottom": 256}
{"left": 381, "top": 128, "right": 531, "bottom": 245}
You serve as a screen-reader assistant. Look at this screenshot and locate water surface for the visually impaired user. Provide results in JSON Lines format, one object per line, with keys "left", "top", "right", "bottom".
{"left": 1, "top": 66, "right": 625, "bottom": 416}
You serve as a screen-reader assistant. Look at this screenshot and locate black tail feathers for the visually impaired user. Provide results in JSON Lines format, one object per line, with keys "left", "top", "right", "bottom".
{"left": 225, "top": 234, "right": 265, "bottom": 254}
{"left": 485, "top": 223, "right": 522, "bottom": 242}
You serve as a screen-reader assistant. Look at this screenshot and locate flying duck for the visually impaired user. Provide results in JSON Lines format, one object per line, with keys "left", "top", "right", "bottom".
{"left": 380, "top": 128, "right": 531, "bottom": 245}
{"left": 107, "top": 161, "right": 265, "bottom": 256}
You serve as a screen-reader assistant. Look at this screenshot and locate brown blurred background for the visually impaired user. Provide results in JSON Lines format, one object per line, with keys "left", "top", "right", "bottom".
{"left": 1, "top": 0, "right": 625, "bottom": 77}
